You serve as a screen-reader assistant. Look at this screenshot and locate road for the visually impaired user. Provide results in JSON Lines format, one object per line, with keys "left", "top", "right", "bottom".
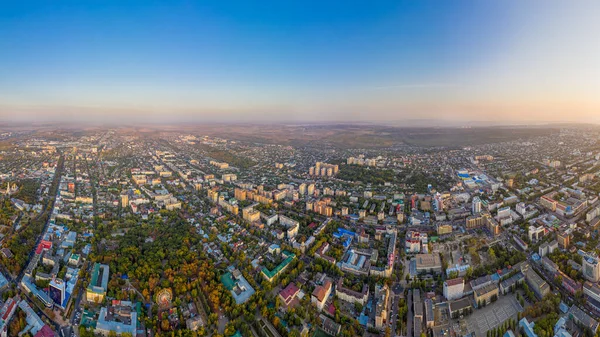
{"left": 12, "top": 155, "right": 66, "bottom": 336}
{"left": 17, "top": 154, "right": 64, "bottom": 284}
{"left": 407, "top": 289, "right": 413, "bottom": 337}
{"left": 69, "top": 262, "right": 92, "bottom": 327}
{"left": 390, "top": 292, "right": 401, "bottom": 336}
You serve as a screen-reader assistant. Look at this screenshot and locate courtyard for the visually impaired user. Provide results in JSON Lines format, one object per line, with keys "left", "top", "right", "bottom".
{"left": 465, "top": 294, "right": 523, "bottom": 336}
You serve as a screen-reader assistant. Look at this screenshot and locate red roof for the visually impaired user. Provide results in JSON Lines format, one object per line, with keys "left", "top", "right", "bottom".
{"left": 35, "top": 241, "right": 52, "bottom": 255}
{"left": 279, "top": 283, "right": 300, "bottom": 302}
{"left": 2, "top": 300, "right": 15, "bottom": 320}
{"left": 327, "top": 302, "right": 336, "bottom": 315}
{"left": 34, "top": 325, "right": 55, "bottom": 337}
{"left": 445, "top": 277, "right": 464, "bottom": 287}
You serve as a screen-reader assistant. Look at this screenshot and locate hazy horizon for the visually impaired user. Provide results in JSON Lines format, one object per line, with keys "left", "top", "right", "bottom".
{"left": 1, "top": 1, "right": 599, "bottom": 124}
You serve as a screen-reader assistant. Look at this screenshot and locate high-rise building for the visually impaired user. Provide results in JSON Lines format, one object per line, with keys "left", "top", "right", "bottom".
{"left": 234, "top": 188, "right": 247, "bottom": 201}
{"left": 49, "top": 278, "right": 67, "bottom": 308}
{"left": 583, "top": 252, "right": 600, "bottom": 282}
{"left": 120, "top": 194, "right": 129, "bottom": 208}
{"left": 557, "top": 231, "right": 571, "bottom": 249}
{"left": 472, "top": 196, "right": 482, "bottom": 215}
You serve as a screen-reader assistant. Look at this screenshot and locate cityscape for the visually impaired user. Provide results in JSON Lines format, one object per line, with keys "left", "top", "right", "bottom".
{"left": 0, "top": 124, "right": 599, "bottom": 337}
{"left": 1, "top": 1, "right": 600, "bottom": 337}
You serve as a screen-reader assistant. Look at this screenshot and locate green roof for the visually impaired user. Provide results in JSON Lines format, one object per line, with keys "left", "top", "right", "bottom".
{"left": 87, "top": 263, "right": 108, "bottom": 293}
{"left": 261, "top": 253, "right": 296, "bottom": 280}
{"left": 88, "top": 263, "right": 100, "bottom": 291}
{"left": 81, "top": 310, "right": 97, "bottom": 329}
{"left": 220, "top": 272, "right": 236, "bottom": 291}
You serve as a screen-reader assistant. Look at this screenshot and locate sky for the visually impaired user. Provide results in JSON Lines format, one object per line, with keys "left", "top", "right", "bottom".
{"left": 0, "top": 0, "right": 599, "bottom": 125}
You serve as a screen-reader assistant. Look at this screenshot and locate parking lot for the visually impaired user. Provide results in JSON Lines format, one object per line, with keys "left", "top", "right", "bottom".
{"left": 465, "top": 295, "right": 523, "bottom": 336}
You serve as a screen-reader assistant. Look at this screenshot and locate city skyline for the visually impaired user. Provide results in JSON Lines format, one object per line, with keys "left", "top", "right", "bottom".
{"left": 1, "top": 1, "right": 599, "bottom": 124}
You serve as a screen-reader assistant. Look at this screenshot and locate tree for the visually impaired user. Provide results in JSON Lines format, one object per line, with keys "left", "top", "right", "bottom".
{"left": 161, "top": 319, "right": 170, "bottom": 331}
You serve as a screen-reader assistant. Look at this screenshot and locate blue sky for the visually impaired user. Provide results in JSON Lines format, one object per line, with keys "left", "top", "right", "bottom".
{"left": 1, "top": 1, "right": 599, "bottom": 123}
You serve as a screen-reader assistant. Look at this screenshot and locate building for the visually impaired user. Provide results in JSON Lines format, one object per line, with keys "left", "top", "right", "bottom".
{"left": 20, "top": 276, "right": 53, "bottom": 308}
{"left": 474, "top": 283, "right": 499, "bottom": 306}
{"left": 584, "top": 281, "right": 600, "bottom": 303}
{"left": 242, "top": 207, "right": 260, "bottom": 223}
{"left": 528, "top": 226, "right": 545, "bottom": 242}
{"left": 234, "top": 188, "right": 247, "bottom": 201}
{"left": 443, "top": 278, "right": 464, "bottom": 301}
{"left": 311, "top": 280, "right": 332, "bottom": 311}
{"left": 413, "top": 289, "right": 423, "bottom": 319}
{"left": 472, "top": 196, "right": 482, "bottom": 215}
{"left": 540, "top": 195, "right": 558, "bottom": 211}
{"left": 568, "top": 305, "right": 599, "bottom": 334}
{"left": 519, "top": 318, "right": 537, "bottom": 337}
{"left": 449, "top": 297, "right": 472, "bottom": 319}
{"left": 221, "top": 173, "right": 237, "bottom": 182}
{"left": 262, "top": 213, "right": 278, "bottom": 226}
{"left": 541, "top": 256, "right": 559, "bottom": 275}
{"left": 525, "top": 268, "right": 550, "bottom": 299}
{"left": 17, "top": 300, "right": 51, "bottom": 337}
{"left": 0, "top": 297, "right": 19, "bottom": 336}
{"left": 499, "top": 272, "right": 524, "bottom": 295}
{"left": 335, "top": 279, "right": 369, "bottom": 305}
{"left": 405, "top": 231, "right": 427, "bottom": 253}
{"left": 86, "top": 263, "right": 109, "bottom": 303}
{"left": 95, "top": 301, "right": 137, "bottom": 336}
{"left": 278, "top": 283, "right": 301, "bottom": 307}
{"left": 514, "top": 235, "right": 529, "bottom": 251}
{"left": 583, "top": 251, "right": 600, "bottom": 282}
{"left": 436, "top": 223, "right": 452, "bottom": 235}
{"left": 374, "top": 284, "right": 389, "bottom": 329}
{"left": 470, "top": 275, "right": 492, "bottom": 291}
{"left": 48, "top": 278, "right": 67, "bottom": 309}
{"left": 120, "top": 194, "right": 128, "bottom": 208}
{"left": 414, "top": 254, "right": 442, "bottom": 274}
{"left": 558, "top": 271, "right": 581, "bottom": 295}
{"left": 538, "top": 240, "right": 558, "bottom": 257}
{"left": 286, "top": 223, "right": 299, "bottom": 239}
{"left": 261, "top": 251, "right": 296, "bottom": 282}
{"left": 298, "top": 183, "right": 306, "bottom": 195}
{"left": 557, "top": 231, "right": 570, "bottom": 249}
{"left": 424, "top": 298, "right": 434, "bottom": 328}
{"left": 465, "top": 212, "right": 500, "bottom": 236}
{"left": 497, "top": 206, "right": 511, "bottom": 219}
{"left": 340, "top": 249, "right": 371, "bottom": 276}
{"left": 220, "top": 269, "right": 255, "bottom": 305}
{"left": 319, "top": 315, "right": 341, "bottom": 336}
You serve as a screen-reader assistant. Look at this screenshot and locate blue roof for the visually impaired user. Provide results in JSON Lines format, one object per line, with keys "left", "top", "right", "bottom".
{"left": 358, "top": 313, "right": 369, "bottom": 326}
{"left": 519, "top": 318, "right": 538, "bottom": 337}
